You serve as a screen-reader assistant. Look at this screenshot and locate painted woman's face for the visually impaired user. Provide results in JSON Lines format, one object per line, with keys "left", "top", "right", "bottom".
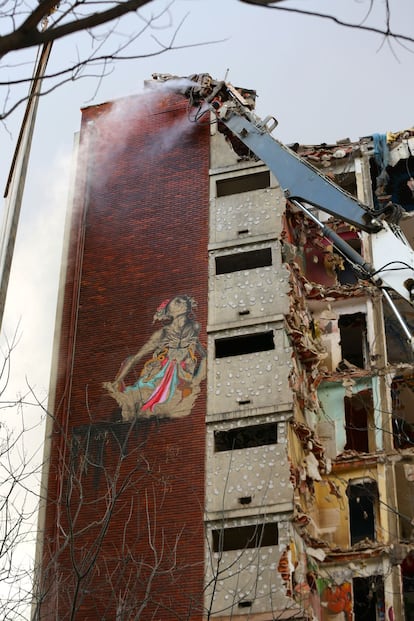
{"left": 168, "top": 296, "right": 189, "bottom": 317}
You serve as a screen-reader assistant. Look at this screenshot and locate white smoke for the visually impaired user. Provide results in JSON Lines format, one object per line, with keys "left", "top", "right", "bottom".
{"left": 83, "top": 85, "right": 201, "bottom": 191}
{"left": 149, "top": 74, "right": 198, "bottom": 94}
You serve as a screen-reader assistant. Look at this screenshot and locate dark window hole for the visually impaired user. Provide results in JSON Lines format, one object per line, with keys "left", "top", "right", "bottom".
{"left": 212, "top": 522, "right": 278, "bottom": 552}
{"left": 215, "top": 331, "right": 275, "bottom": 358}
{"left": 214, "top": 422, "right": 277, "bottom": 451}
{"left": 338, "top": 312, "right": 367, "bottom": 369}
{"left": 215, "top": 248, "right": 272, "bottom": 275}
{"left": 216, "top": 170, "right": 270, "bottom": 197}
{"left": 239, "top": 496, "right": 252, "bottom": 505}
{"left": 347, "top": 480, "right": 378, "bottom": 545}
{"left": 353, "top": 576, "right": 384, "bottom": 621}
{"left": 344, "top": 390, "right": 372, "bottom": 453}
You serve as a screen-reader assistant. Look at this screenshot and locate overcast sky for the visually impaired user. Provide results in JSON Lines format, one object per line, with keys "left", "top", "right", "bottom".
{"left": 0, "top": 0, "right": 413, "bottom": 611}
{"left": 1, "top": 0, "right": 414, "bottom": 445}
{"left": 2, "top": 0, "right": 414, "bottom": 449}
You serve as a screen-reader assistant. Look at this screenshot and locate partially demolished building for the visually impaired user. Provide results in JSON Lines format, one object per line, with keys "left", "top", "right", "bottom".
{"left": 37, "top": 83, "right": 414, "bottom": 621}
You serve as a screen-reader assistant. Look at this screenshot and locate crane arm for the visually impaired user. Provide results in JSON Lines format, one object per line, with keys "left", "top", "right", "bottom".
{"left": 151, "top": 73, "right": 414, "bottom": 332}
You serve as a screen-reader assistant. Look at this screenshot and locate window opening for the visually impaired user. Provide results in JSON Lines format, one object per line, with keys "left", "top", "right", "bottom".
{"left": 347, "top": 480, "right": 378, "bottom": 545}
{"left": 239, "top": 496, "right": 252, "bottom": 505}
{"left": 392, "top": 417, "right": 414, "bottom": 450}
{"left": 335, "top": 171, "right": 358, "bottom": 197}
{"left": 214, "top": 422, "right": 277, "bottom": 452}
{"left": 402, "top": 552, "right": 414, "bottom": 620}
{"left": 338, "top": 313, "right": 367, "bottom": 369}
{"left": 216, "top": 170, "right": 270, "bottom": 197}
{"left": 336, "top": 237, "right": 361, "bottom": 285}
{"left": 215, "top": 331, "right": 274, "bottom": 358}
{"left": 353, "top": 576, "right": 384, "bottom": 621}
{"left": 215, "top": 248, "right": 272, "bottom": 275}
{"left": 344, "top": 390, "right": 372, "bottom": 452}
{"left": 382, "top": 156, "right": 414, "bottom": 212}
{"left": 395, "top": 462, "right": 414, "bottom": 541}
{"left": 392, "top": 376, "right": 414, "bottom": 450}
{"left": 384, "top": 299, "right": 414, "bottom": 364}
{"left": 212, "top": 522, "right": 278, "bottom": 552}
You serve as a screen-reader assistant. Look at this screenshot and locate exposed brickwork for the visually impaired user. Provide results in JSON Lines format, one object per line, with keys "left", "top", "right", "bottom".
{"left": 41, "top": 92, "right": 209, "bottom": 620}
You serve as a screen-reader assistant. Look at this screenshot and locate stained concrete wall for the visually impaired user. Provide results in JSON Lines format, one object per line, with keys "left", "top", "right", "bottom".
{"left": 206, "top": 416, "right": 293, "bottom": 518}
{"left": 209, "top": 184, "right": 285, "bottom": 245}
{"left": 205, "top": 121, "right": 296, "bottom": 618}
{"left": 208, "top": 240, "right": 290, "bottom": 329}
{"left": 207, "top": 322, "right": 293, "bottom": 418}
{"left": 204, "top": 517, "right": 296, "bottom": 617}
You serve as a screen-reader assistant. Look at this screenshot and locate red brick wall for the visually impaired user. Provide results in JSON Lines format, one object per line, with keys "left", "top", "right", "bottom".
{"left": 41, "top": 92, "right": 209, "bottom": 620}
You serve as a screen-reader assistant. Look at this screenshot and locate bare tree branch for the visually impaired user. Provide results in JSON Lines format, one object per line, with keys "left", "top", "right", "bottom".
{"left": 1, "top": 0, "right": 412, "bottom": 124}
{"left": 239, "top": 0, "right": 414, "bottom": 45}
{"left": 0, "top": 0, "right": 154, "bottom": 58}
{"left": 0, "top": 1, "right": 224, "bottom": 122}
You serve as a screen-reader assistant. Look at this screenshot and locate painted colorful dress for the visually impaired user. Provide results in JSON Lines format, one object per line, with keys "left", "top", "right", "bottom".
{"left": 105, "top": 319, "right": 206, "bottom": 421}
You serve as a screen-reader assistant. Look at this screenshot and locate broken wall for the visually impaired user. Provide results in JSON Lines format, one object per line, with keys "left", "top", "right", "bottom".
{"left": 317, "top": 377, "right": 380, "bottom": 458}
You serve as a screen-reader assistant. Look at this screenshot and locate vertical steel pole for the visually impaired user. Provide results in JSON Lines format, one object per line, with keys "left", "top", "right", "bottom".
{"left": 0, "top": 41, "right": 53, "bottom": 329}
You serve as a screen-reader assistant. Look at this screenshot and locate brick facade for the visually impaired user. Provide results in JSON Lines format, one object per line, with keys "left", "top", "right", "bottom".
{"left": 40, "top": 92, "right": 210, "bottom": 620}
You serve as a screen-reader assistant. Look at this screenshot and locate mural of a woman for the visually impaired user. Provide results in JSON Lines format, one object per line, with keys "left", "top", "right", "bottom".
{"left": 103, "top": 295, "right": 206, "bottom": 421}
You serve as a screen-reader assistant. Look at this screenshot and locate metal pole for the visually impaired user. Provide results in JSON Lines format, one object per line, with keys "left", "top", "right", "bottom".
{"left": 0, "top": 41, "right": 52, "bottom": 330}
